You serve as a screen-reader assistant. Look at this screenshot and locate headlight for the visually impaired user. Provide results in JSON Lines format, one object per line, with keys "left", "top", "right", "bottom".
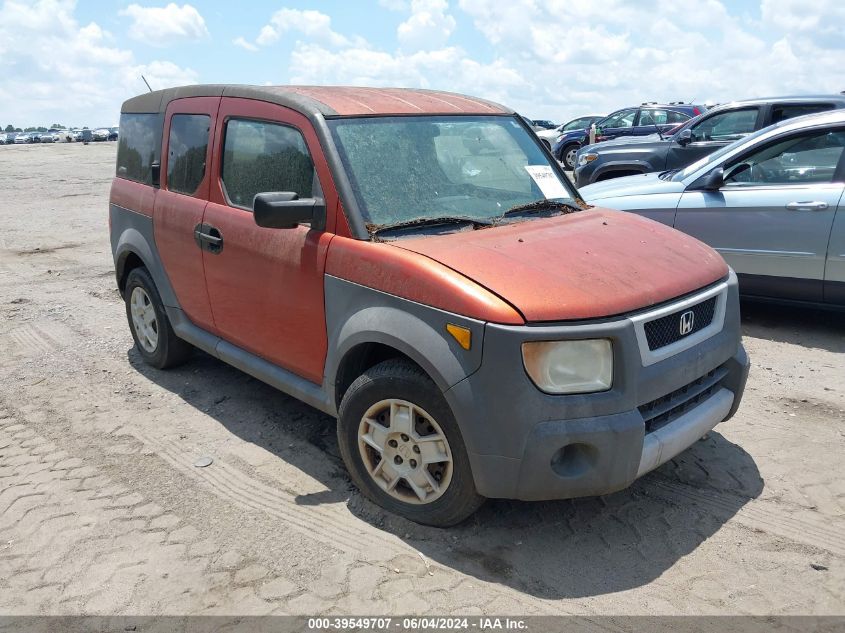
{"left": 522, "top": 339, "right": 612, "bottom": 394}
{"left": 578, "top": 152, "right": 599, "bottom": 166}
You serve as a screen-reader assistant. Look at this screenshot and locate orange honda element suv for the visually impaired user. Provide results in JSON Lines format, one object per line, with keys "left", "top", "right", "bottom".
{"left": 110, "top": 85, "right": 749, "bottom": 526}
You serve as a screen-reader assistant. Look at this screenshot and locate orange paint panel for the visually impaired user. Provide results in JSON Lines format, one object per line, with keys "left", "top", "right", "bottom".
{"left": 202, "top": 203, "right": 333, "bottom": 384}
{"left": 110, "top": 177, "right": 156, "bottom": 217}
{"left": 154, "top": 190, "right": 215, "bottom": 329}
{"left": 325, "top": 237, "right": 524, "bottom": 325}
{"left": 395, "top": 209, "right": 729, "bottom": 322}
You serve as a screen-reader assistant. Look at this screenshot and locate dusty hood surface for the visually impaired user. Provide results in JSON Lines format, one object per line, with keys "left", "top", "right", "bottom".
{"left": 394, "top": 209, "right": 728, "bottom": 322}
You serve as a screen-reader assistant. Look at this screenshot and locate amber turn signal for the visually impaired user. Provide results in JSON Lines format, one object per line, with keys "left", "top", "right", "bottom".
{"left": 446, "top": 323, "right": 472, "bottom": 350}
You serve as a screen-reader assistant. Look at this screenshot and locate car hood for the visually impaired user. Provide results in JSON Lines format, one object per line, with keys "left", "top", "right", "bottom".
{"left": 586, "top": 135, "right": 670, "bottom": 151}
{"left": 393, "top": 209, "right": 727, "bottom": 322}
{"left": 579, "top": 172, "right": 685, "bottom": 200}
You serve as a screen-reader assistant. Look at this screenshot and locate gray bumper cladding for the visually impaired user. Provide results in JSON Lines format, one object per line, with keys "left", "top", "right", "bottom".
{"left": 446, "top": 273, "right": 749, "bottom": 501}
{"left": 636, "top": 387, "right": 734, "bottom": 477}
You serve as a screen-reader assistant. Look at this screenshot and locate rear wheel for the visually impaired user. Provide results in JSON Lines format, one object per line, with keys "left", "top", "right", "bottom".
{"left": 124, "top": 267, "right": 192, "bottom": 369}
{"left": 338, "top": 359, "right": 484, "bottom": 527}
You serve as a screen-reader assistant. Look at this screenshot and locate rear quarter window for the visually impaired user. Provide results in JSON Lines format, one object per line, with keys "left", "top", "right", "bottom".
{"left": 116, "top": 113, "right": 160, "bottom": 184}
{"left": 166, "top": 114, "right": 210, "bottom": 196}
{"left": 771, "top": 103, "right": 834, "bottom": 124}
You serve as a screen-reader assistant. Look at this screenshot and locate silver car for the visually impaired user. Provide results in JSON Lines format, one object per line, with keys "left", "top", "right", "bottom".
{"left": 580, "top": 109, "right": 845, "bottom": 308}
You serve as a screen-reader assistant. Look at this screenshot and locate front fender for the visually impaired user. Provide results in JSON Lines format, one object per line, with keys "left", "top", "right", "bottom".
{"left": 323, "top": 275, "right": 485, "bottom": 411}
{"left": 591, "top": 160, "right": 652, "bottom": 181}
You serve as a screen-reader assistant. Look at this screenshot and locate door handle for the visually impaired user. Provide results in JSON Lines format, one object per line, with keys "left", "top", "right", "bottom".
{"left": 193, "top": 224, "right": 224, "bottom": 253}
{"left": 785, "top": 201, "right": 829, "bottom": 211}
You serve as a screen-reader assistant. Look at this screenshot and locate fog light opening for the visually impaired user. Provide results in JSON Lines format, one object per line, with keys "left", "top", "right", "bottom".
{"left": 551, "top": 443, "right": 598, "bottom": 478}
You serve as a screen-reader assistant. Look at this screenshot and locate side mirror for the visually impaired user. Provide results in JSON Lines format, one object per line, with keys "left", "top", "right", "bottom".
{"left": 692, "top": 168, "right": 724, "bottom": 191}
{"left": 150, "top": 161, "right": 161, "bottom": 187}
{"left": 677, "top": 129, "right": 692, "bottom": 146}
{"left": 253, "top": 192, "right": 326, "bottom": 230}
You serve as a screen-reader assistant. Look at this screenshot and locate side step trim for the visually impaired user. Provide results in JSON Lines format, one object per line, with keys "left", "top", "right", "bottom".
{"left": 167, "top": 307, "right": 335, "bottom": 416}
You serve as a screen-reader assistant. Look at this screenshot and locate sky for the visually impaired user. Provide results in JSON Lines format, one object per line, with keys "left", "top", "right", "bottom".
{"left": 0, "top": 0, "right": 844, "bottom": 128}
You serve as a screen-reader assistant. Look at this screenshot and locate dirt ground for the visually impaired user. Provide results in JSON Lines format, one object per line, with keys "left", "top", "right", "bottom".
{"left": 0, "top": 142, "right": 843, "bottom": 616}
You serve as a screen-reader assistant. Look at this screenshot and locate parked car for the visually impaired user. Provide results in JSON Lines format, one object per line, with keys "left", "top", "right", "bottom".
{"left": 575, "top": 95, "right": 845, "bottom": 186}
{"left": 110, "top": 85, "right": 748, "bottom": 526}
{"left": 580, "top": 109, "right": 845, "bottom": 308}
{"left": 531, "top": 119, "right": 557, "bottom": 130}
{"left": 553, "top": 103, "right": 705, "bottom": 170}
{"left": 81, "top": 129, "right": 93, "bottom": 144}
{"left": 92, "top": 128, "right": 110, "bottom": 141}
{"left": 39, "top": 131, "right": 55, "bottom": 143}
{"left": 108, "top": 127, "right": 119, "bottom": 141}
{"left": 536, "top": 115, "right": 604, "bottom": 150}
{"left": 15, "top": 132, "right": 34, "bottom": 144}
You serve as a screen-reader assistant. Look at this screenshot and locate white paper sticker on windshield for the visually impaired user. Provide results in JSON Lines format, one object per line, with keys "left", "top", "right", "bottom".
{"left": 524, "top": 165, "right": 569, "bottom": 199}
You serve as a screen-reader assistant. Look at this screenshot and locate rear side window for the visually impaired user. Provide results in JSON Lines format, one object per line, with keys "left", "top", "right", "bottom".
{"left": 771, "top": 104, "right": 833, "bottom": 124}
{"left": 166, "top": 114, "right": 210, "bottom": 196}
{"left": 116, "top": 113, "right": 159, "bottom": 184}
{"left": 221, "top": 119, "right": 315, "bottom": 210}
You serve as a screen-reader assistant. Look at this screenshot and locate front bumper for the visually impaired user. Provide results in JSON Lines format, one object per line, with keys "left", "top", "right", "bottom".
{"left": 444, "top": 272, "right": 749, "bottom": 500}
{"left": 573, "top": 163, "right": 596, "bottom": 186}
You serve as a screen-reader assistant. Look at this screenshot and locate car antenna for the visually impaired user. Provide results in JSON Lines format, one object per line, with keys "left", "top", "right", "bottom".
{"left": 141, "top": 75, "right": 153, "bottom": 93}
{"left": 650, "top": 112, "right": 664, "bottom": 141}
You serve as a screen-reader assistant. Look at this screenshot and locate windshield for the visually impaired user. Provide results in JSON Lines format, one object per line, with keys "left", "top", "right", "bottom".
{"left": 327, "top": 115, "right": 577, "bottom": 228}
{"left": 672, "top": 124, "right": 777, "bottom": 181}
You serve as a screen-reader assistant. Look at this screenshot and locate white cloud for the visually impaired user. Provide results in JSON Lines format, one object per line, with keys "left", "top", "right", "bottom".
{"left": 0, "top": 0, "right": 197, "bottom": 127}
{"left": 379, "top": 0, "right": 408, "bottom": 10}
{"left": 397, "top": 0, "right": 456, "bottom": 51}
{"left": 252, "top": 8, "right": 361, "bottom": 49}
{"left": 261, "top": 0, "right": 845, "bottom": 124}
{"left": 121, "top": 3, "right": 209, "bottom": 47}
{"left": 232, "top": 36, "right": 258, "bottom": 52}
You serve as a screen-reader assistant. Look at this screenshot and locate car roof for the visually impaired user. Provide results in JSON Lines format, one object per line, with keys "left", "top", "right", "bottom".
{"left": 762, "top": 107, "right": 845, "bottom": 133}
{"left": 121, "top": 84, "right": 512, "bottom": 120}
{"left": 706, "top": 94, "right": 845, "bottom": 113}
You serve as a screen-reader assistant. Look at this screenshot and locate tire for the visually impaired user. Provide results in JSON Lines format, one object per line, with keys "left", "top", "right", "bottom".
{"left": 337, "top": 359, "right": 484, "bottom": 527}
{"left": 124, "top": 267, "right": 192, "bottom": 369}
{"left": 562, "top": 144, "right": 579, "bottom": 170}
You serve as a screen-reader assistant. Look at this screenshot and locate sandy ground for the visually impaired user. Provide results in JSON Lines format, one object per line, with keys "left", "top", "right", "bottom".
{"left": 0, "top": 141, "right": 843, "bottom": 616}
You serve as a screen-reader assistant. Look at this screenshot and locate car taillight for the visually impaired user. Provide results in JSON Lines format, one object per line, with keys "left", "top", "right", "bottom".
{"left": 693, "top": 106, "right": 701, "bottom": 115}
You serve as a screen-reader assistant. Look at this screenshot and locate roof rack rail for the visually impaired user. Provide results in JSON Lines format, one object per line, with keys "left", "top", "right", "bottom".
{"left": 641, "top": 101, "right": 658, "bottom": 105}
{"left": 669, "top": 101, "right": 685, "bottom": 105}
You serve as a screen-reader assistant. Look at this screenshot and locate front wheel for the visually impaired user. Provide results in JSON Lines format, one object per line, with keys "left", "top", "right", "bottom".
{"left": 337, "top": 359, "right": 484, "bottom": 527}
{"left": 562, "top": 144, "right": 579, "bottom": 170}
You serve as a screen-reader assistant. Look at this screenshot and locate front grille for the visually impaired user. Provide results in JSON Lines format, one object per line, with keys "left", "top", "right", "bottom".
{"left": 644, "top": 296, "right": 717, "bottom": 351}
{"left": 639, "top": 365, "right": 729, "bottom": 433}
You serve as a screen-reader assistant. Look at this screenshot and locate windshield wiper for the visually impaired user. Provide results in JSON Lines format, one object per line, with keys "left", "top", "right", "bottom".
{"left": 368, "top": 215, "right": 492, "bottom": 238}
{"left": 497, "top": 199, "right": 584, "bottom": 221}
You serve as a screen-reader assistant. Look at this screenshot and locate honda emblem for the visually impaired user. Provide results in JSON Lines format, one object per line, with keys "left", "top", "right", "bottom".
{"left": 679, "top": 310, "right": 695, "bottom": 336}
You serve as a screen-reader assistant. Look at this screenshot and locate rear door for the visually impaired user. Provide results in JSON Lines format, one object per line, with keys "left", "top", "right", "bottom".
{"left": 675, "top": 127, "right": 845, "bottom": 302}
{"left": 667, "top": 107, "right": 761, "bottom": 170}
{"left": 153, "top": 97, "right": 219, "bottom": 331}
{"left": 199, "top": 97, "right": 336, "bottom": 384}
